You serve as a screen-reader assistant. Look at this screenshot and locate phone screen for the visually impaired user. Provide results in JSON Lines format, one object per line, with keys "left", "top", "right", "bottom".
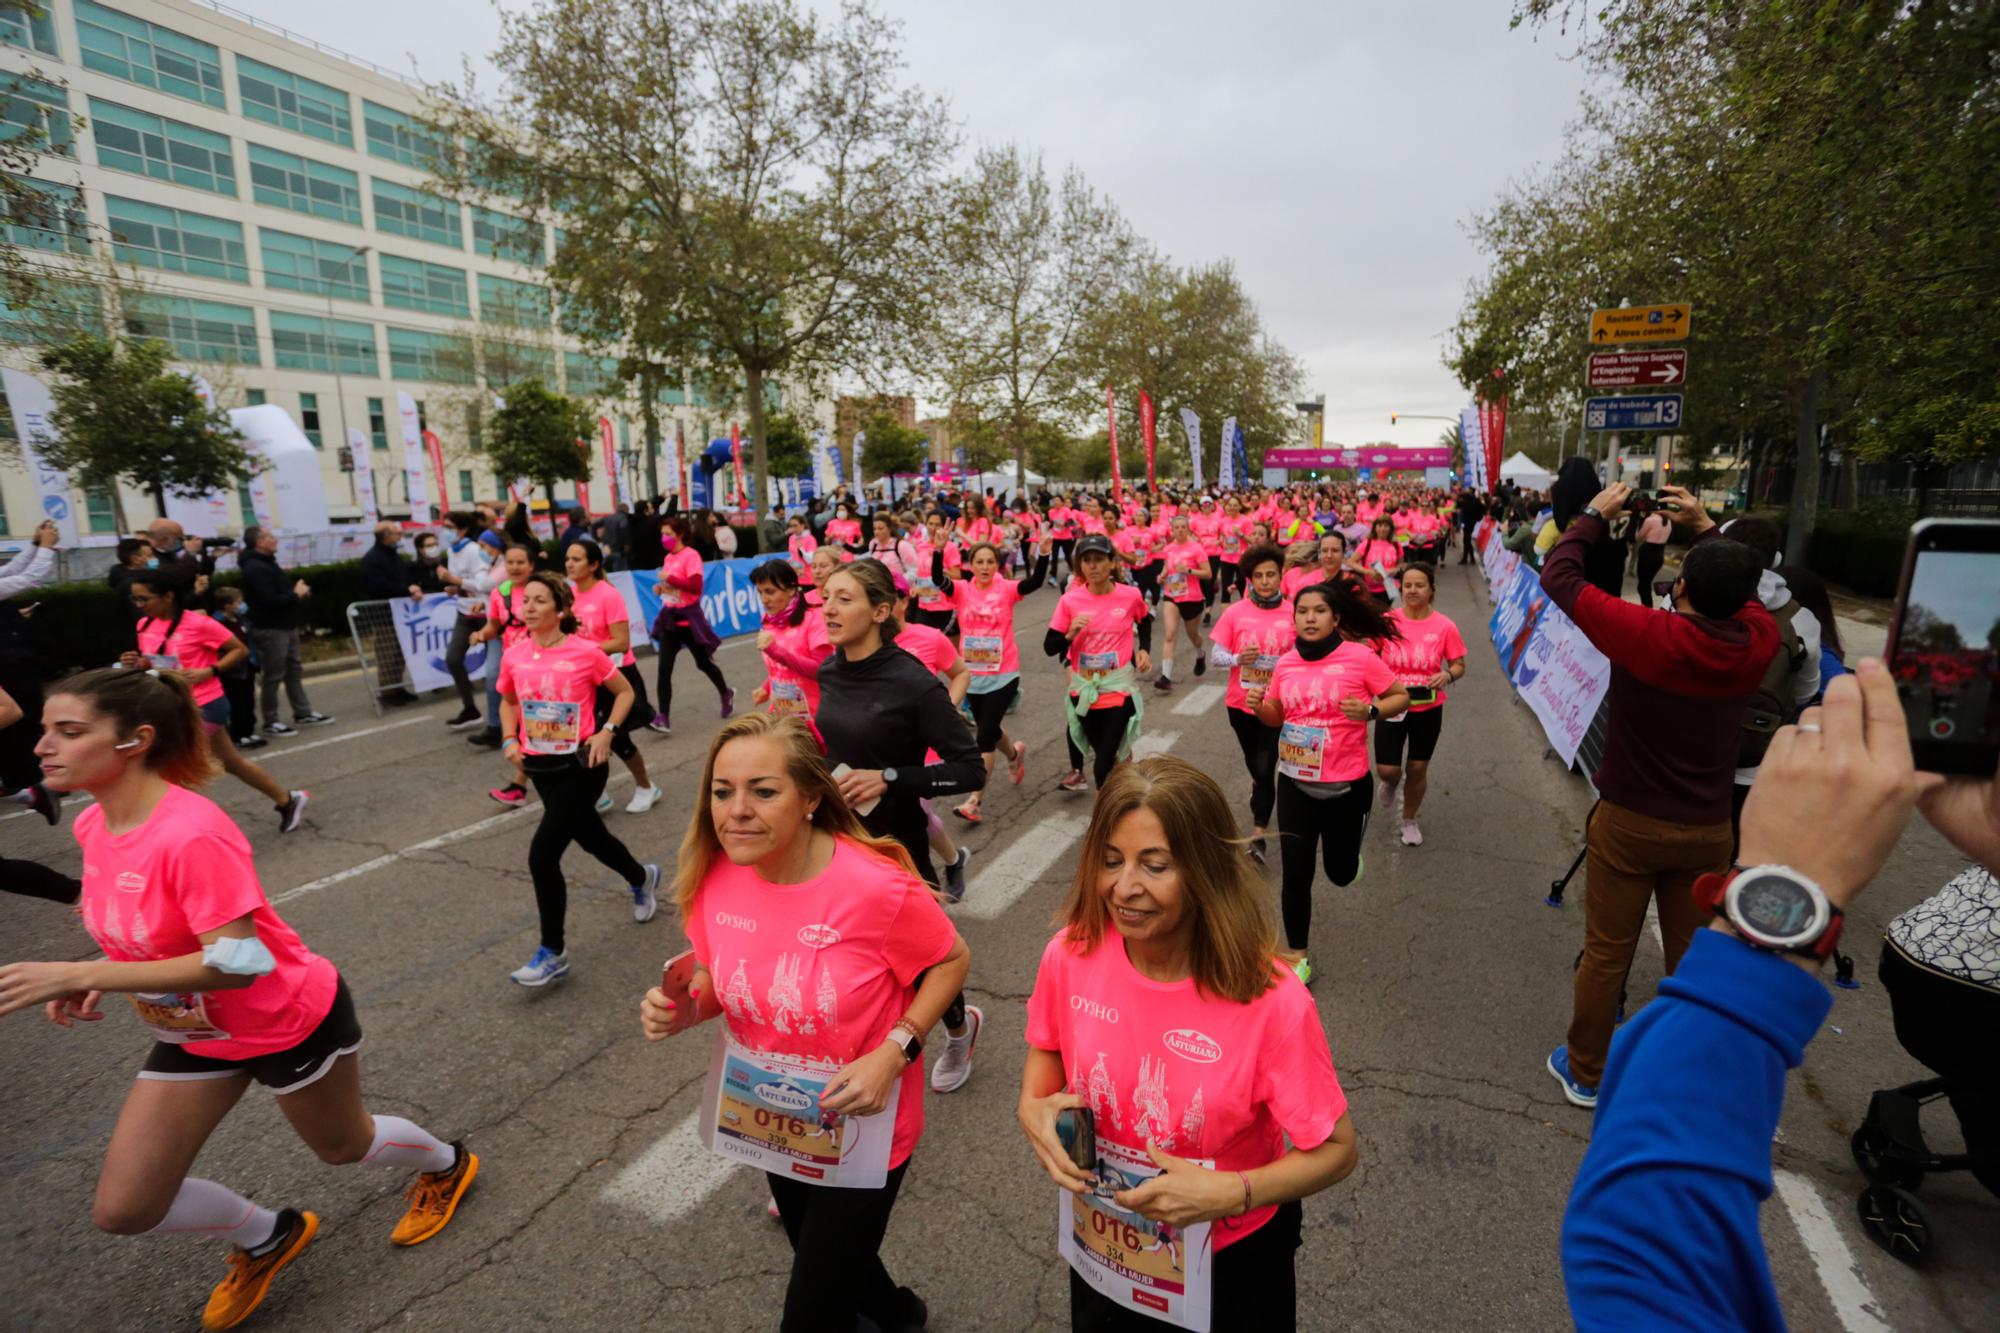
{"left": 1891, "top": 534, "right": 2000, "bottom": 774}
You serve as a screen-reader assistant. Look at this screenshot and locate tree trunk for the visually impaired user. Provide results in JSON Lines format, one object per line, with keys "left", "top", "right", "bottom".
{"left": 745, "top": 363, "right": 769, "bottom": 517}
{"left": 1784, "top": 366, "right": 1824, "bottom": 566}
{"left": 639, "top": 364, "right": 661, "bottom": 501}
{"left": 1840, "top": 446, "right": 1859, "bottom": 512}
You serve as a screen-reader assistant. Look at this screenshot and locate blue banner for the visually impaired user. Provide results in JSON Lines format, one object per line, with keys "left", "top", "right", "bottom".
{"left": 612, "top": 557, "right": 771, "bottom": 647}
{"left": 1488, "top": 564, "right": 1549, "bottom": 684}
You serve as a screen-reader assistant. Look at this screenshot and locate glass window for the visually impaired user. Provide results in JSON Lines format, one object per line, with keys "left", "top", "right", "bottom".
{"left": 565, "top": 350, "right": 619, "bottom": 398}
{"left": 258, "top": 229, "right": 368, "bottom": 300}
{"left": 372, "top": 178, "right": 460, "bottom": 249}
{"left": 75, "top": 1, "right": 223, "bottom": 107}
{"left": 2, "top": 75, "right": 72, "bottom": 155}
{"left": 85, "top": 486, "right": 118, "bottom": 534}
{"left": 387, "top": 326, "right": 474, "bottom": 384}
{"left": 472, "top": 206, "right": 542, "bottom": 263}
{"left": 362, "top": 100, "right": 447, "bottom": 168}
{"left": 247, "top": 144, "right": 360, "bottom": 224}
{"left": 299, "top": 391, "right": 320, "bottom": 446}
{"left": 0, "top": 278, "right": 100, "bottom": 344}
{"left": 269, "top": 312, "right": 377, "bottom": 376}
{"left": 236, "top": 55, "right": 352, "bottom": 148}
{"left": 458, "top": 469, "right": 474, "bottom": 502}
{"left": 0, "top": 482, "right": 9, "bottom": 532}
{"left": 125, "top": 296, "right": 259, "bottom": 365}
{"left": 484, "top": 341, "right": 554, "bottom": 388}
{"left": 237, "top": 482, "right": 255, "bottom": 526}
{"left": 88, "top": 98, "right": 235, "bottom": 195}
{"left": 478, "top": 273, "right": 548, "bottom": 328}
{"left": 245, "top": 389, "right": 265, "bottom": 405}
{"left": 379, "top": 253, "right": 469, "bottom": 317}
{"left": 105, "top": 196, "right": 245, "bottom": 281}
{"left": 3, "top": 176, "right": 89, "bottom": 255}
{"left": 367, "top": 396, "right": 388, "bottom": 449}
{"left": 0, "top": 5, "right": 58, "bottom": 55}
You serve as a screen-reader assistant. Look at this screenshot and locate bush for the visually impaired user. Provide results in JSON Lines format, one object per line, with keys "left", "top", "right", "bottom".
{"left": 1751, "top": 502, "right": 1912, "bottom": 598}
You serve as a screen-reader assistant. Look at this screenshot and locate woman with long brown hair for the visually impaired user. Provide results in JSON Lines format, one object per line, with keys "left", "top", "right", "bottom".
{"left": 641, "top": 712, "right": 969, "bottom": 1333}
{"left": 1018, "top": 756, "right": 1356, "bottom": 1331}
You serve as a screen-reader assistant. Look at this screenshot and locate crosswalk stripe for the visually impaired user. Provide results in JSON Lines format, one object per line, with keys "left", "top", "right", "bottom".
{"left": 959, "top": 812, "right": 1092, "bottom": 921}
{"left": 1170, "top": 683, "right": 1225, "bottom": 716}
{"left": 1132, "top": 729, "right": 1182, "bottom": 758}
{"left": 602, "top": 1108, "right": 745, "bottom": 1221}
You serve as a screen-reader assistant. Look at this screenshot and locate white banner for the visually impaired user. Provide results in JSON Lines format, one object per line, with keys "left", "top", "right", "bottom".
{"left": 1180, "top": 407, "right": 1203, "bottom": 489}
{"left": 1515, "top": 607, "right": 1612, "bottom": 768}
{"left": 350, "top": 428, "right": 379, "bottom": 524}
{"left": 813, "top": 429, "right": 838, "bottom": 493}
{"left": 390, "top": 592, "right": 486, "bottom": 694}
{"left": 1, "top": 368, "right": 80, "bottom": 546}
{"left": 1218, "top": 416, "right": 1237, "bottom": 489}
{"left": 397, "top": 391, "right": 431, "bottom": 524}
{"left": 853, "top": 431, "right": 867, "bottom": 495}
{"left": 1461, "top": 406, "right": 1484, "bottom": 492}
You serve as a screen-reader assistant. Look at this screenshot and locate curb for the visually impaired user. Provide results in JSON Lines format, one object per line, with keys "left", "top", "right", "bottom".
{"left": 302, "top": 655, "right": 362, "bottom": 680}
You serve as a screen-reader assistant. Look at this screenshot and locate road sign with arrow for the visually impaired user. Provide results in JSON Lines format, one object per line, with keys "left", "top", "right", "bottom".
{"left": 1584, "top": 393, "right": 1684, "bottom": 431}
{"left": 1585, "top": 348, "right": 1687, "bottom": 389}
{"left": 1589, "top": 303, "right": 1691, "bottom": 345}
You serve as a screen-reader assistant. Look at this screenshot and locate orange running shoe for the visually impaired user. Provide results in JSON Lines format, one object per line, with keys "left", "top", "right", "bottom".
{"left": 202, "top": 1208, "right": 318, "bottom": 1331}
{"left": 390, "top": 1141, "right": 479, "bottom": 1246}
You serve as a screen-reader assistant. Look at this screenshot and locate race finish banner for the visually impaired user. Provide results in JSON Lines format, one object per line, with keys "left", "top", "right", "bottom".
{"left": 1476, "top": 526, "right": 1611, "bottom": 766}
{"left": 391, "top": 593, "right": 487, "bottom": 693}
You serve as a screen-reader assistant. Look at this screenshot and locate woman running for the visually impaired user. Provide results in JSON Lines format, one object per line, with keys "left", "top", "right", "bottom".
{"left": 1282, "top": 530, "right": 1347, "bottom": 604}
{"left": 806, "top": 543, "right": 844, "bottom": 606}
{"left": 956, "top": 494, "right": 994, "bottom": 547}
{"left": 1206, "top": 544, "right": 1293, "bottom": 865}
{"left": 1153, "top": 515, "right": 1210, "bottom": 693}
{"left": 940, "top": 538, "right": 1050, "bottom": 824}
{"left": 0, "top": 668, "right": 477, "bottom": 1332}
{"left": 1049, "top": 534, "right": 1153, "bottom": 793}
{"left": 784, "top": 514, "right": 819, "bottom": 593}
{"left": 474, "top": 543, "right": 537, "bottom": 806}
{"left": 903, "top": 511, "right": 958, "bottom": 631}
{"left": 120, "top": 566, "right": 308, "bottom": 833}
{"left": 1250, "top": 579, "right": 1410, "bottom": 985}
{"left": 1018, "top": 755, "right": 1357, "bottom": 1333}
{"left": 497, "top": 572, "right": 661, "bottom": 988}
{"left": 1353, "top": 516, "right": 1402, "bottom": 602}
{"left": 640, "top": 713, "right": 969, "bottom": 1333}
{"left": 565, "top": 539, "right": 662, "bottom": 815}
{"left": 825, "top": 502, "right": 864, "bottom": 553}
{"left": 1375, "top": 563, "right": 1466, "bottom": 848}
{"left": 750, "top": 559, "right": 832, "bottom": 720}
{"left": 648, "top": 515, "right": 734, "bottom": 736}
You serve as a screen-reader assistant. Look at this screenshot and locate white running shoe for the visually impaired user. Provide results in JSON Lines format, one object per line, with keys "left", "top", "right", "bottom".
{"left": 626, "top": 784, "right": 662, "bottom": 814}
{"left": 1400, "top": 819, "right": 1424, "bottom": 847}
{"left": 1376, "top": 780, "right": 1400, "bottom": 811}
{"left": 509, "top": 947, "right": 570, "bottom": 987}
{"left": 631, "top": 863, "right": 662, "bottom": 923}
{"left": 929, "top": 1005, "right": 983, "bottom": 1093}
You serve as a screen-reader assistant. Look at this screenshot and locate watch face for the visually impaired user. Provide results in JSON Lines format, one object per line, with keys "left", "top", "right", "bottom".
{"left": 1730, "top": 872, "right": 1825, "bottom": 947}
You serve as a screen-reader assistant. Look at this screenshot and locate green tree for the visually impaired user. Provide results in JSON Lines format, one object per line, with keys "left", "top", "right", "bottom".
{"left": 760, "top": 410, "right": 812, "bottom": 481}
{"left": 429, "top": 0, "right": 957, "bottom": 516}
{"left": 856, "top": 411, "right": 927, "bottom": 488}
{"left": 487, "top": 378, "right": 594, "bottom": 505}
{"left": 37, "top": 333, "right": 248, "bottom": 521}
{"left": 0, "top": 15, "right": 83, "bottom": 309}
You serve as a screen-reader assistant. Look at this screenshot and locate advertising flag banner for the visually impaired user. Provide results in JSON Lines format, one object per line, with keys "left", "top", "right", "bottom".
{"left": 1461, "top": 406, "right": 1485, "bottom": 491}
{"left": 1477, "top": 387, "right": 1506, "bottom": 493}
{"left": 350, "top": 428, "right": 378, "bottom": 524}
{"left": 730, "top": 422, "right": 747, "bottom": 509}
{"left": 853, "top": 432, "right": 867, "bottom": 495}
{"left": 671, "top": 423, "right": 687, "bottom": 498}
{"left": 600, "top": 417, "right": 621, "bottom": 510}
{"left": 1139, "top": 390, "right": 1157, "bottom": 491}
{"left": 397, "top": 392, "right": 430, "bottom": 524}
{"left": 1232, "top": 421, "right": 1248, "bottom": 490}
{"left": 1106, "top": 386, "right": 1123, "bottom": 499}
{"left": 813, "top": 430, "right": 839, "bottom": 492}
{"left": 1218, "top": 416, "right": 1237, "bottom": 489}
{"left": 1180, "top": 407, "right": 1203, "bottom": 488}
{"left": 1, "top": 368, "right": 79, "bottom": 545}
{"left": 422, "top": 429, "right": 449, "bottom": 523}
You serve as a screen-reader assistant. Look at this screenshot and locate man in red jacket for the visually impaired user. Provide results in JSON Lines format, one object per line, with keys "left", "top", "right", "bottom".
{"left": 1539, "top": 482, "right": 1779, "bottom": 1108}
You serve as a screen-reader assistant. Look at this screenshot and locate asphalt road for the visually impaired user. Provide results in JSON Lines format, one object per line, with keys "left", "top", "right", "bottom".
{"left": 3, "top": 558, "right": 1994, "bottom": 1333}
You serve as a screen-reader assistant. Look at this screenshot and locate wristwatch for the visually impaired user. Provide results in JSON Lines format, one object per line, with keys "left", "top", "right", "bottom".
{"left": 1692, "top": 864, "right": 1844, "bottom": 961}
{"left": 1581, "top": 505, "right": 1605, "bottom": 521}
{"left": 881, "top": 766, "right": 899, "bottom": 788}
{"left": 885, "top": 1021, "right": 922, "bottom": 1065}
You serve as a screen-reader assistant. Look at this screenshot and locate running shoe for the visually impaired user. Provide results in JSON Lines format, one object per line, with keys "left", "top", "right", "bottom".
{"left": 1249, "top": 836, "right": 1267, "bottom": 866}
{"left": 295, "top": 712, "right": 335, "bottom": 727}
{"left": 510, "top": 947, "right": 570, "bottom": 987}
{"left": 201, "top": 1208, "right": 318, "bottom": 1332}
{"left": 766, "top": 1197, "right": 783, "bottom": 1221}
{"left": 489, "top": 783, "right": 528, "bottom": 806}
{"left": 1545, "top": 1046, "right": 1598, "bottom": 1110}
{"left": 631, "top": 863, "right": 662, "bottom": 923}
{"left": 1009, "top": 741, "right": 1028, "bottom": 785}
{"left": 1291, "top": 958, "right": 1313, "bottom": 988}
{"left": 391, "top": 1141, "right": 479, "bottom": 1246}
{"left": 1376, "top": 780, "right": 1400, "bottom": 811}
{"left": 1057, "top": 769, "right": 1088, "bottom": 792}
{"left": 277, "top": 790, "right": 309, "bottom": 834}
{"left": 467, "top": 730, "right": 503, "bottom": 749}
{"left": 236, "top": 734, "right": 270, "bottom": 752}
{"left": 1202, "top": 610, "right": 1212, "bottom": 627}
{"left": 646, "top": 716, "right": 672, "bottom": 735}
{"left": 719, "top": 686, "right": 737, "bottom": 719}
{"left": 1193, "top": 654, "right": 1207, "bottom": 677}
{"left": 626, "top": 784, "right": 662, "bottom": 814}
{"left": 1153, "top": 674, "right": 1174, "bottom": 694}
{"left": 929, "top": 1004, "right": 982, "bottom": 1093}
{"left": 943, "top": 847, "right": 971, "bottom": 903}
{"left": 25, "top": 782, "right": 59, "bottom": 826}
{"left": 445, "top": 706, "right": 484, "bottom": 729}
{"left": 595, "top": 794, "right": 615, "bottom": 815}
{"left": 1400, "top": 819, "right": 1423, "bottom": 847}
{"left": 952, "top": 800, "right": 982, "bottom": 825}
{"left": 263, "top": 721, "right": 297, "bottom": 737}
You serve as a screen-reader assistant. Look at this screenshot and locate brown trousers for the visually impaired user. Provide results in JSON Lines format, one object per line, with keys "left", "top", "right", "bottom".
{"left": 1567, "top": 798, "right": 1733, "bottom": 1087}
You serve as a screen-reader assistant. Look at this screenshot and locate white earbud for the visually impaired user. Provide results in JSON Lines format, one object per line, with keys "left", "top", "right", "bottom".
{"left": 114, "top": 740, "right": 141, "bottom": 750}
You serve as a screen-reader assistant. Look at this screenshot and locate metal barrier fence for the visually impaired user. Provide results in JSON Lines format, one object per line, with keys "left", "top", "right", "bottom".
{"left": 345, "top": 599, "right": 414, "bottom": 717}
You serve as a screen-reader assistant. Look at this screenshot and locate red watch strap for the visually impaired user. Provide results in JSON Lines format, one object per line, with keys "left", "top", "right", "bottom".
{"left": 1692, "top": 869, "right": 1734, "bottom": 915}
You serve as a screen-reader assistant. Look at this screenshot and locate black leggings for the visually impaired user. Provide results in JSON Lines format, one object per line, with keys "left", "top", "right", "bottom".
{"left": 597, "top": 665, "right": 654, "bottom": 760}
{"left": 655, "top": 630, "right": 727, "bottom": 723}
{"left": 1070, "top": 1200, "right": 1303, "bottom": 1332}
{"left": 1635, "top": 542, "right": 1667, "bottom": 607}
{"left": 1066, "top": 698, "right": 1138, "bottom": 788}
{"left": 865, "top": 803, "right": 967, "bottom": 1032}
{"left": 1213, "top": 557, "right": 1240, "bottom": 603}
{"left": 1134, "top": 562, "right": 1162, "bottom": 606}
{"left": 1227, "top": 706, "right": 1280, "bottom": 828}
{"left": 1373, "top": 705, "right": 1444, "bottom": 766}
{"left": 1, "top": 857, "right": 81, "bottom": 904}
{"left": 770, "top": 1160, "right": 918, "bottom": 1332}
{"left": 1275, "top": 772, "right": 1373, "bottom": 951}
{"left": 1053, "top": 537, "right": 1076, "bottom": 576}
{"left": 966, "top": 680, "right": 1018, "bottom": 754}
{"left": 446, "top": 613, "right": 484, "bottom": 711}
{"left": 0, "top": 652, "right": 43, "bottom": 793}
{"left": 907, "top": 604, "right": 953, "bottom": 632}
{"left": 523, "top": 756, "right": 645, "bottom": 954}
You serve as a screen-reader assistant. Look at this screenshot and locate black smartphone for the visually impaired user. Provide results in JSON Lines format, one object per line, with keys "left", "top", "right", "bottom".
{"left": 1054, "top": 1106, "right": 1096, "bottom": 1176}
{"left": 1653, "top": 578, "right": 1679, "bottom": 602}
{"left": 1404, "top": 685, "right": 1437, "bottom": 706}
{"left": 1885, "top": 519, "right": 2000, "bottom": 776}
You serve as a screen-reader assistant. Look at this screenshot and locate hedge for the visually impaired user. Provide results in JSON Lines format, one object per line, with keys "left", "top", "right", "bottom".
{"left": 1752, "top": 504, "right": 1912, "bottom": 598}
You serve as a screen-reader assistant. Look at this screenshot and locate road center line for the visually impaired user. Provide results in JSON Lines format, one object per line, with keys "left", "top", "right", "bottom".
{"left": 1170, "top": 683, "right": 1225, "bottom": 716}
{"left": 959, "top": 812, "right": 1092, "bottom": 921}
{"left": 1772, "top": 1169, "right": 1892, "bottom": 1333}
{"left": 602, "top": 1108, "right": 745, "bottom": 1221}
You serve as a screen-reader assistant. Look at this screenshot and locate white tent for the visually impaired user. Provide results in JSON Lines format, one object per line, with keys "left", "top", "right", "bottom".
{"left": 1498, "top": 451, "right": 1552, "bottom": 491}
{"left": 969, "top": 467, "right": 1046, "bottom": 496}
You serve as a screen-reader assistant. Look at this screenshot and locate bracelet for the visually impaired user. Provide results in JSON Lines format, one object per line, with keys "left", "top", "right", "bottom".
{"left": 502, "top": 736, "right": 521, "bottom": 751}
{"left": 1237, "top": 1170, "right": 1252, "bottom": 1215}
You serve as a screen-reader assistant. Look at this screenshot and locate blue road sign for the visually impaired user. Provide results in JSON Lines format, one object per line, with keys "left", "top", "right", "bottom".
{"left": 1583, "top": 393, "right": 1684, "bottom": 431}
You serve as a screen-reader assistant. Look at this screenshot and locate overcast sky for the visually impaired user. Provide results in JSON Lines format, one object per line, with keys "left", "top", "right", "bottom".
{"left": 249, "top": 0, "right": 1593, "bottom": 450}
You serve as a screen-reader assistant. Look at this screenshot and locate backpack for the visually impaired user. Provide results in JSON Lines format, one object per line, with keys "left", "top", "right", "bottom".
{"left": 1739, "top": 599, "right": 1807, "bottom": 767}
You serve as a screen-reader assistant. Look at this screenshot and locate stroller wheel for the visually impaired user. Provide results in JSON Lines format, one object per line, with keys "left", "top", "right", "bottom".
{"left": 1850, "top": 1123, "right": 1922, "bottom": 1189}
{"left": 1857, "top": 1184, "right": 1934, "bottom": 1264}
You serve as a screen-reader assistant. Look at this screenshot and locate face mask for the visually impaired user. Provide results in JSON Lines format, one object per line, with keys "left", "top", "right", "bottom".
{"left": 145, "top": 558, "right": 159, "bottom": 568}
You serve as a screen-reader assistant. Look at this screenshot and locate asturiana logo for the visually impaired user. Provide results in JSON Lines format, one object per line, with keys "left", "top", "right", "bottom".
{"left": 1162, "top": 1028, "right": 1222, "bottom": 1064}
{"left": 753, "top": 1080, "right": 817, "bottom": 1114}
{"left": 115, "top": 871, "right": 147, "bottom": 894}
{"left": 797, "top": 923, "right": 841, "bottom": 948}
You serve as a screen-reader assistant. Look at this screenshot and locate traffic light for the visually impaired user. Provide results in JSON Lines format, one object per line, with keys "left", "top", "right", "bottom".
{"left": 1390, "top": 412, "right": 1399, "bottom": 425}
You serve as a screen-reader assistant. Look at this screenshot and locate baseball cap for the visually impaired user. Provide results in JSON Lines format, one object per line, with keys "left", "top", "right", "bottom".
{"left": 1074, "top": 534, "right": 1115, "bottom": 560}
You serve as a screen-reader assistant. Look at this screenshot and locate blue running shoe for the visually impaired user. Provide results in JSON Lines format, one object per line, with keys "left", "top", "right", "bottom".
{"left": 1545, "top": 1046, "right": 1598, "bottom": 1109}
{"left": 510, "top": 947, "right": 570, "bottom": 988}
{"left": 631, "top": 864, "right": 662, "bottom": 923}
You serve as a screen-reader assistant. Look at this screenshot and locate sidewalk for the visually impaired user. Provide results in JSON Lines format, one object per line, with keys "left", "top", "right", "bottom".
{"left": 1643, "top": 552, "right": 1887, "bottom": 659}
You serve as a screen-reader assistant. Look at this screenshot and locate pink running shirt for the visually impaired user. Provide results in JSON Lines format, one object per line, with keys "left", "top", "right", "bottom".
{"left": 569, "top": 579, "right": 635, "bottom": 667}
{"left": 1210, "top": 599, "right": 1295, "bottom": 713}
{"left": 1025, "top": 930, "right": 1346, "bottom": 1252}
{"left": 486, "top": 582, "right": 533, "bottom": 649}
{"left": 660, "top": 546, "right": 704, "bottom": 609}
{"left": 1265, "top": 640, "right": 1398, "bottom": 782}
{"left": 1191, "top": 512, "right": 1223, "bottom": 558}
{"left": 76, "top": 784, "right": 337, "bottom": 1059}
{"left": 1050, "top": 582, "right": 1148, "bottom": 709}
{"left": 788, "top": 532, "right": 820, "bottom": 585}
{"left": 135, "top": 612, "right": 235, "bottom": 706}
{"left": 1158, "top": 541, "right": 1206, "bottom": 603}
{"left": 762, "top": 609, "right": 832, "bottom": 718}
{"left": 895, "top": 622, "right": 956, "bottom": 678}
{"left": 950, "top": 575, "right": 1024, "bottom": 676}
{"left": 1383, "top": 608, "right": 1466, "bottom": 712}
{"left": 686, "top": 836, "right": 958, "bottom": 1168}
{"left": 498, "top": 634, "right": 619, "bottom": 756}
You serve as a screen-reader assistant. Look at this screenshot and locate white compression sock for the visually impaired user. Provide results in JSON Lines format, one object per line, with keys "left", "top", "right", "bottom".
{"left": 361, "top": 1114, "right": 455, "bottom": 1173}
{"left": 146, "top": 1178, "right": 279, "bottom": 1249}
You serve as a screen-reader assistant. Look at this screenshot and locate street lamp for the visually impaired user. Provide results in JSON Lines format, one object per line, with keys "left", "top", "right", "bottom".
{"left": 326, "top": 245, "right": 372, "bottom": 504}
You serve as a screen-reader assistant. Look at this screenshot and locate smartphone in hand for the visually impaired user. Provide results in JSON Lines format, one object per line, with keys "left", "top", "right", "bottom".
{"left": 1055, "top": 1105, "right": 1097, "bottom": 1175}
{"left": 1886, "top": 519, "right": 2000, "bottom": 776}
{"left": 660, "top": 949, "right": 718, "bottom": 1034}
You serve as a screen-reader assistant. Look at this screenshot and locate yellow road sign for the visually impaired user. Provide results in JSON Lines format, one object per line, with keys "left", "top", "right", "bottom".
{"left": 1589, "top": 303, "right": 1691, "bottom": 344}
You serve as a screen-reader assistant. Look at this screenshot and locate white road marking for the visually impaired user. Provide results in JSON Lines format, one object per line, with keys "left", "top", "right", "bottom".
{"left": 1773, "top": 1169, "right": 1893, "bottom": 1333}
{"left": 1170, "top": 683, "right": 1225, "bottom": 716}
{"left": 1644, "top": 900, "right": 1664, "bottom": 954}
{"left": 602, "top": 1109, "right": 744, "bottom": 1221}
{"left": 959, "top": 812, "right": 1092, "bottom": 921}
{"left": 1132, "top": 729, "right": 1182, "bottom": 758}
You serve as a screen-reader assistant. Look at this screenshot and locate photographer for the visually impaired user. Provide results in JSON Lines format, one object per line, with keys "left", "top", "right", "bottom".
{"left": 1536, "top": 482, "right": 1777, "bottom": 1108}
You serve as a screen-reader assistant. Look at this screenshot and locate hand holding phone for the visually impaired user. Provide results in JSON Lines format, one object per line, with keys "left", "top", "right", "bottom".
{"left": 1886, "top": 519, "right": 2000, "bottom": 776}
{"left": 657, "top": 950, "right": 722, "bottom": 1036}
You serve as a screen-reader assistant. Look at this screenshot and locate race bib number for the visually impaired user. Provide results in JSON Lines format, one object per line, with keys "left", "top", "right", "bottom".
{"left": 767, "top": 678, "right": 808, "bottom": 716}
{"left": 145, "top": 653, "right": 181, "bottom": 671}
{"left": 522, "top": 699, "right": 583, "bottom": 754}
{"left": 1277, "top": 721, "right": 1328, "bottom": 780}
{"left": 962, "top": 634, "right": 1005, "bottom": 674}
{"left": 700, "top": 1032, "right": 897, "bottom": 1189}
{"left": 912, "top": 577, "right": 941, "bottom": 599}
{"left": 1058, "top": 1139, "right": 1213, "bottom": 1330}
{"left": 130, "top": 991, "right": 229, "bottom": 1044}
{"left": 1078, "top": 649, "right": 1121, "bottom": 674}
{"left": 1162, "top": 574, "right": 1189, "bottom": 601}
{"left": 1221, "top": 531, "right": 1241, "bottom": 551}
{"left": 1239, "top": 653, "right": 1279, "bottom": 689}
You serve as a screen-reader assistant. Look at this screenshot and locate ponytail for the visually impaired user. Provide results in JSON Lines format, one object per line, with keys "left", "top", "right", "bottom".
{"left": 52, "top": 666, "right": 213, "bottom": 788}
{"left": 1299, "top": 579, "right": 1403, "bottom": 644}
